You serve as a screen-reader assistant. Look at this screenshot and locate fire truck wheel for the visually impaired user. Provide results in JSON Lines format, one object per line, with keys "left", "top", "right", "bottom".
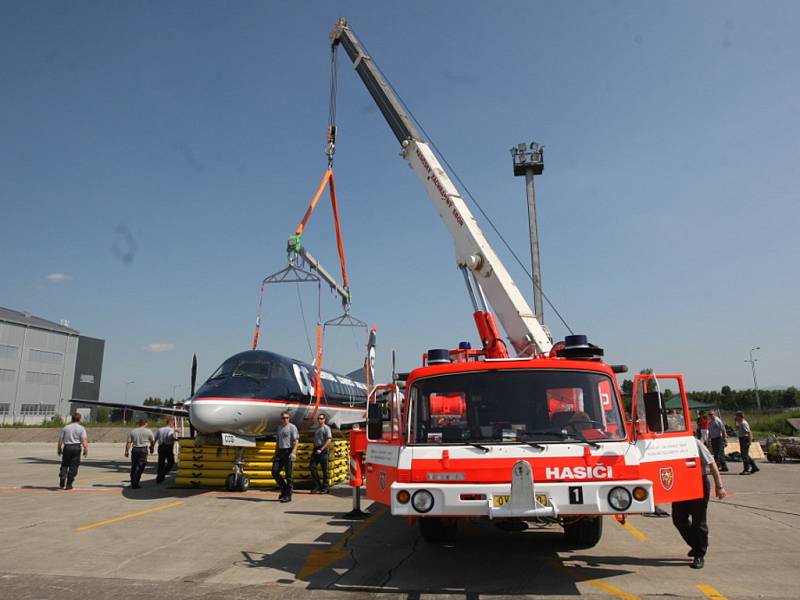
{"left": 562, "top": 516, "right": 603, "bottom": 548}
{"left": 419, "top": 517, "right": 458, "bottom": 543}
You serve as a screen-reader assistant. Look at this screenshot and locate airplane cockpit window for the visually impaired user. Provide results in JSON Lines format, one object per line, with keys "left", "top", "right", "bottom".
{"left": 197, "top": 352, "right": 295, "bottom": 399}
{"left": 233, "top": 361, "right": 271, "bottom": 380}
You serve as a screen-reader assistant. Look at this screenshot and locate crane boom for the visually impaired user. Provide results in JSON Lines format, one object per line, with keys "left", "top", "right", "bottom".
{"left": 331, "top": 18, "right": 552, "bottom": 356}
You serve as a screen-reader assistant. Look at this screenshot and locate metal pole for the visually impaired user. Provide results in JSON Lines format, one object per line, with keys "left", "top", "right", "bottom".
{"left": 748, "top": 347, "right": 761, "bottom": 411}
{"left": 524, "top": 167, "right": 544, "bottom": 324}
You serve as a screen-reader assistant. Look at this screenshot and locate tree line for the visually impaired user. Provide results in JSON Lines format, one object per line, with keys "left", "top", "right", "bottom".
{"left": 620, "top": 380, "right": 798, "bottom": 411}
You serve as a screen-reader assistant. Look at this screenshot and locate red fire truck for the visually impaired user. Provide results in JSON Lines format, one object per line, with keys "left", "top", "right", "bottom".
{"left": 331, "top": 18, "right": 702, "bottom": 546}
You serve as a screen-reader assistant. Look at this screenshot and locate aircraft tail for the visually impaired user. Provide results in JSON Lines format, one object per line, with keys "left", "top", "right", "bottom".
{"left": 345, "top": 326, "right": 376, "bottom": 388}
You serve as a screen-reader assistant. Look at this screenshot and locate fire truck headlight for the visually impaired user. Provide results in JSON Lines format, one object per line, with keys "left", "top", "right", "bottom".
{"left": 396, "top": 490, "right": 411, "bottom": 504}
{"left": 632, "top": 486, "right": 648, "bottom": 502}
{"left": 411, "top": 490, "right": 434, "bottom": 513}
{"left": 607, "top": 487, "right": 632, "bottom": 511}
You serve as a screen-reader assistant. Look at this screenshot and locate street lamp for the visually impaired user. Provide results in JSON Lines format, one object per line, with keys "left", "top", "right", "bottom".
{"left": 745, "top": 347, "right": 761, "bottom": 411}
{"left": 511, "top": 141, "right": 545, "bottom": 325}
{"left": 171, "top": 384, "right": 182, "bottom": 403}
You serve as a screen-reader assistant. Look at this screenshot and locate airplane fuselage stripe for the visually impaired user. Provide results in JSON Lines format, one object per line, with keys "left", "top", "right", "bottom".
{"left": 190, "top": 397, "right": 366, "bottom": 411}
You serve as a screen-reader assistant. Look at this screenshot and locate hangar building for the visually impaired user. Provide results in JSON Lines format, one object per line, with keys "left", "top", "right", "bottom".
{"left": 0, "top": 307, "right": 104, "bottom": 424}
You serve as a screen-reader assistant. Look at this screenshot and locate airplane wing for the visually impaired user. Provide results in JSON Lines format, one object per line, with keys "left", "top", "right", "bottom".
{"left": 70, "top": 398, "right": 190, "bottom": 418}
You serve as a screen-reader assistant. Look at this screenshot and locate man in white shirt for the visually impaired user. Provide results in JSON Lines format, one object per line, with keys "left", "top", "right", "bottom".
{"left": 125, "top": 419, "right": 155, "bottom": 489}
{"left": 309, "top": 414, "right": 333, "bottom": 493}
{"left": 155, "top": 416, "right": 177, "bottom": 483}
{"left": 672, "top": 438, "right": 727, "bottom": 569}
{"left": 57, "top": 413, "right": 89, "bottom": 490}
{"left": 272, "top": 412, "right": 299, "bottom": 502}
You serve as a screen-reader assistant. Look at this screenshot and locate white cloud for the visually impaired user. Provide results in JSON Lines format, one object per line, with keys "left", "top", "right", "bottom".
{"left": 47, "top": 273, "right": 73, "bottom": 282}
{"left": 145, "top": 343, "right": 175, "bottom": 352}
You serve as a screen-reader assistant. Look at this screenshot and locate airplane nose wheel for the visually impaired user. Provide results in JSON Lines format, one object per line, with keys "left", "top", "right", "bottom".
{"left": 225, "top": 447, "right": 250, "bottom": 492}
{"left": 225, "top": 473, "right": 250, "bottom": 492}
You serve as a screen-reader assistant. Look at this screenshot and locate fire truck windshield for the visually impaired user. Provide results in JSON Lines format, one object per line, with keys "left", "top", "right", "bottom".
{"left": 409, "top": 369, "right": 625, "bottom": 445}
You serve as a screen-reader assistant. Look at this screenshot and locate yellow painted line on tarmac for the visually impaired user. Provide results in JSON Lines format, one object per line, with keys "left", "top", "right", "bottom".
{"left": 75, "top": 500, "right": 184, "bottom": 531}
{"left": 298, "top": 506, "right": 388, "bottom": 580}
{"left": 621, "top": 521, "right": 648, "bottom": 542}
{"left": 697, "top": 584, "right": 728, "bottom": 600}
{"left": 549, "top": 561, "right": 640, "bottom": 600}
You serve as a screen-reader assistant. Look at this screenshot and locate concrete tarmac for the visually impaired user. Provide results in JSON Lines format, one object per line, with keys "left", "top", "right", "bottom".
{"left": 1, "top": 443, "right": 798, "bottom": 599}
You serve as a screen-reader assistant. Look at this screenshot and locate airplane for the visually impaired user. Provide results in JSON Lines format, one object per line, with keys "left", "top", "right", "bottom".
{"left": 74, "top": 328, "right": 376, "bottom": 444}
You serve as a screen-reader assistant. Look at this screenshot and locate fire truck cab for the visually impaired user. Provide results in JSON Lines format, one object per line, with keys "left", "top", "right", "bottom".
{"left": 361, "top": 341, "right": 702, "bottom": 546}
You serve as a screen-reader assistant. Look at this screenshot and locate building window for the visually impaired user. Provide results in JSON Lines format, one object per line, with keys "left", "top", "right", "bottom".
{"left": 25, "top": 371, "right": 60, "bottom": 386}
{"left": 0, "top": 368, "right": 15, "bottom": 382}
{"left": 29, "top": 349, "right": 63, "bottom": 365}
{"left": 19, "top": 403, "right": 56, "bottom": 416}
{"left": 0, "top": 403, "right": 9, "bottom": 415}
{"left": 0, "top": 344, "right": 18, "bottom": 360}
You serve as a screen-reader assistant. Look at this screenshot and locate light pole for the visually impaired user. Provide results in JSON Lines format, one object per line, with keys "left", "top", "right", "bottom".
{"left": 745, "top": 347, "right": 761, "bottom": 411}
{"left": 171, "top": 384, "right": 182, "bottom": 404}
{"left": 124, "top": 380, "right": 134, "bottom": 424}
{"left": 511, "top": 141, "right": 545, "bottom": 325}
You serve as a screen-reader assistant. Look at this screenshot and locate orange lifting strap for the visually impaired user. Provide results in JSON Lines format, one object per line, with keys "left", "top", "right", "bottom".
{"left": 301, "top": 323, "right": 326, "bottom": 431}
{"left": 294, "top": 168, "right": 350, "bottom": 291}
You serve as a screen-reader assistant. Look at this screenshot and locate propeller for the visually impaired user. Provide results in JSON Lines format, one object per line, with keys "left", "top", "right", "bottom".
{"left": 189, "top": 353, "right": 197, "bottom": 438}
{"left": 190, "top": 353, "right": 197, "bottom": 397}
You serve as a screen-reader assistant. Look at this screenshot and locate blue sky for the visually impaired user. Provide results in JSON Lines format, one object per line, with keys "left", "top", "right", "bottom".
{"left": 2, "top": 2, "right": 798, "bottom": 403}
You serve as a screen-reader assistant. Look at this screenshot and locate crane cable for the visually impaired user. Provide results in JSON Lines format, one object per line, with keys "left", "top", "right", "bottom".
{"left": 326, "top": 43, "right": 338, "bottom": 167}
{"left": 349, "top": 36, "right": 575, "bottom": 336}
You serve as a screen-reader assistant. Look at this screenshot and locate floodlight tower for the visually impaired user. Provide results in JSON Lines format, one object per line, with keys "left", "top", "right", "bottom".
{"left": 745, "top": 346, "right": 761, "bottom": 411}
{"left": 511, "top": 142, "right": 545, "bottom": 324}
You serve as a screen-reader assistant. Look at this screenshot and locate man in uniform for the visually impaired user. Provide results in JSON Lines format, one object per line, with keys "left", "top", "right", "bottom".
{"left": 125, "top": 418, "right": 155, "bottom": 488}
{"left": 735, "top": 411, "right": 760, "bottom": 475}
{"left": 272, "top": 411, "right": 298, "bottom": 502}
{"left": 707, "top": 410, "right": 729, "bottom": 472}
{"left": 672, "top": 437, "right": 727, "bottom": 569}
{"left": 309, "top": 413, "right": 332, "bottom": 493}
{"left": 57, "top": 413, "right": 89, "bottom": 489}
{"left": 155, "top": 416, "right": 177, "bottom": 483}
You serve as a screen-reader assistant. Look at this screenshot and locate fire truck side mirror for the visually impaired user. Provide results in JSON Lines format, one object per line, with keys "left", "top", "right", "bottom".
{"left": 643, "top": 391, "right": 666, "bottom": 433}
{"left": 367, "top": 402, "right": 383, "bottom": 439}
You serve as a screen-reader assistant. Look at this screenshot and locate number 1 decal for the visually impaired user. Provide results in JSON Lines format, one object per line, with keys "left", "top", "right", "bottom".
{"left": 568, "top": 486, "right": 584, "bottom": 504}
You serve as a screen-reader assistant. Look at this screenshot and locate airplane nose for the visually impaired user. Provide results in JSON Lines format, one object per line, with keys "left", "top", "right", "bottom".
{"left": 189, "top": 400, "right": 231, "bottom": 434}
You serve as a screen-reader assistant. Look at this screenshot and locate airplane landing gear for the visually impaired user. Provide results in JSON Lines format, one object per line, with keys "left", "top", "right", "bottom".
{"left": 224, "top": 447, "right": 250, "bottom": 492}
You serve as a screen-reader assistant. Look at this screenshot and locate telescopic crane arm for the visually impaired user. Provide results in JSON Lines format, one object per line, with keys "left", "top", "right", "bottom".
{"left": 330, "top": 18, "right": 552, "bottom": 357}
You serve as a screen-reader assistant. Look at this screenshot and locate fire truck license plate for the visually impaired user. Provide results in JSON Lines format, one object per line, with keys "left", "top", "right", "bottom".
{"left": 493, "top": 494, "right": 549, "bottom": 508}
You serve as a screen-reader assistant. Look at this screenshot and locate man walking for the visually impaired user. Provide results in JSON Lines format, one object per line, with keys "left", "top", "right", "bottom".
{"left": 125, "top": 418, "right": 155, "bottom": 488}
{"left": 672, "top": 437, "right": 727, "bottom": 569}
{"left": 272, "top": 412, "right": 298, "bottom": 502}
{"left": 155, "top": 417, "right": 177, "bottom": 483}
{"left": 57, "top": 413, "right": 89, "bottom": 490}
{"left": 707, "top": 410, "right": 728, "bottom": 472}
{"left": 735, "top": 411, "right": 760, "bottom": 475}
{"left": 309, "top": 413, "right": 332, "bottom": 493}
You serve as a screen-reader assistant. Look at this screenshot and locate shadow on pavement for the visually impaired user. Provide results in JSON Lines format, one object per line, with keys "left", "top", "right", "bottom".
{"left": 227, "top": 508, "right": 639, "bottom": 596}
{"left": 21, "top": 456, "right": 128, "bottom": 471}
{"left": 569, "top": 553, "right": 690, "bottom": 568}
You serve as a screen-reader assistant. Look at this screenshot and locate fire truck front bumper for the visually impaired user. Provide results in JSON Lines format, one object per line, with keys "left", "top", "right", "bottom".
{"left": 389, "top": 478, "right": 655, "bottom": 519}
